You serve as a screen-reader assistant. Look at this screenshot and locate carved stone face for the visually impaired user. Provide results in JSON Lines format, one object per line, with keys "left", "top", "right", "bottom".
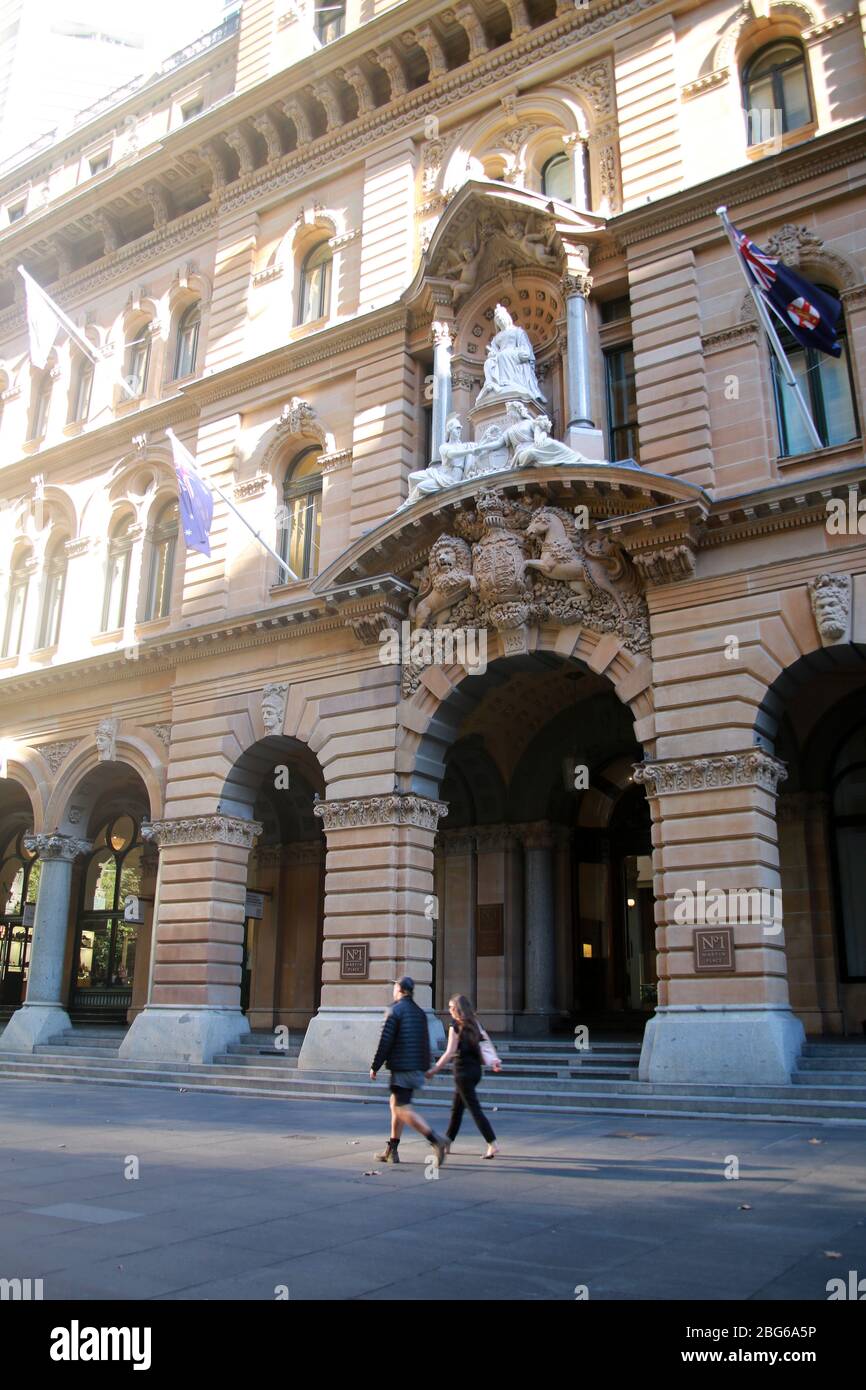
{"left": 493, "top": 305, "right": 511, "bottom": 332}
{"left": 445, "top": 418, "right": 462, "bottom": 442}
{"left": 262, "top": 694, "right": 284, "bottom": 733}
{"left": 811, "top": 584, "right": 848, "bottom": 639}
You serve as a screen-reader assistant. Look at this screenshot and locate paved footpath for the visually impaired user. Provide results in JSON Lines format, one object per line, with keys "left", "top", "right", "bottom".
{"left": 0, "top": 1077, "right": 864, "bottom": 1301}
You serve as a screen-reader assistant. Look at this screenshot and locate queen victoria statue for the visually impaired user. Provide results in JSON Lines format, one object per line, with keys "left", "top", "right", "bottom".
{"left": 476, "top": 304, "right": 546, "bottom": 404}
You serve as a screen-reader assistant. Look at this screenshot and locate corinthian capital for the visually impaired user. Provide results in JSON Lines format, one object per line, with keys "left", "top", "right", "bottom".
{"left": 24, "top": 833, "right": 91, "bottom": 861}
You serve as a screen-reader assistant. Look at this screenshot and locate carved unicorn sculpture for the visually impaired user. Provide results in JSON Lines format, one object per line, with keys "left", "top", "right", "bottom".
{"left": 524, "top": 509, "right": 591, "bottom": 598}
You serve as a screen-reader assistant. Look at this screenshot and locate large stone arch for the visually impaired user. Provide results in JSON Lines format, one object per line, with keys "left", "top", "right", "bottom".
{"left": 45, "top": 730, "right": 166, "bottom": 834}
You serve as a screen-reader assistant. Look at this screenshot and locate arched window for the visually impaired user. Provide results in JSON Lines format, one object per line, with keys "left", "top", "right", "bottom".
{"left": 73, "top": 814, "right": 143, "bottom": 1012}
{"left": 2, "top": 549, "right": 31, "bottom": 657}
{"left": 771, "top": 285, "right": 859, "bottom": 456}
{"left": 28, "top": 369, "right": 52, "bottom": 440}
{"left": 298, "top": 241, "right": 332, "bottom": 325}
{"left": 69, "top": 354, "right": 94, "bottom": 423}
{"left": 173, "top": 302, "right": 200, "bottom": 379}
{"left": 831, "top": 726, "right": 866, "bottom": 979}
{"left": 0, "top": 832, "right": 39, "bottom": 1006}
{"left": 123, "top": 323, "right": 151, "bottom": 397}
{"left": 315, "top": 0, "right": 344, "bottom": 43}
{"left": 37, "top": 536, "right": 67, "bottom": 648}
{"left": 102, "top": 514, "right": 134, "bottom": 631}
{"left": 145, "top": 500, "right": 178, "bottom": 620}
{"left": 278, "top": 447, "right": 322, "bottom": 580}
{"left": 743, "top": 41, "right": 813, "bottom": 144}
{"left": 541, "top": 152, "right": 573, "bottom": 203}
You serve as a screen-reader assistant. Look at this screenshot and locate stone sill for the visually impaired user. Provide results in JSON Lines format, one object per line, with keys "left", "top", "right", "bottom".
{"left": 746, "top": 123, "right": 818, "bottom": 160}
{"left": 777, "top": 439, "right": 864, "bottom": 474}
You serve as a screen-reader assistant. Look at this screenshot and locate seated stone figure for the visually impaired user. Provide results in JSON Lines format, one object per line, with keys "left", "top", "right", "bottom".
{"left": 397, "top": 415, "right": 498, "bottom": 510}
{"left": 498, "top": 402, "right": 591, "bottom": 468}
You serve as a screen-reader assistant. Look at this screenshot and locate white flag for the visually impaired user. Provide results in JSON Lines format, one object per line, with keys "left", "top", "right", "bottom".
{"left": 18, "top": 265, "right": 101, "bottom": 372}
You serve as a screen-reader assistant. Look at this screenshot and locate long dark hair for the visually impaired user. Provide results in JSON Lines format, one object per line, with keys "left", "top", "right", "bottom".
{"left": 449, "top": 994, "right": 482, "bottom": 1048}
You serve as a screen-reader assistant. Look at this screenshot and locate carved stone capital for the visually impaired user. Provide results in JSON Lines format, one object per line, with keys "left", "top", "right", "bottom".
{"left": 141, "top": 816, "right": 262, "bottom": 848}
{"left": 633, "top": 751, "right": 788, "bottom": 798}
{"left": 630, "top": 544, "right": 696, "bottom": 586}
{"left": 518, "top": 821, "right": 555, "bottom": 851}
{"left": 314, "top": 794, "right": 448, "bottom": 832}
{"left": 438, "top": 830, "right": 476, "bottom": 856}
{"left": 475, "top": 823, "right": 520, "bottom": 852}
{"left": 24, "top": 832, "right": 91, "bottom": 861}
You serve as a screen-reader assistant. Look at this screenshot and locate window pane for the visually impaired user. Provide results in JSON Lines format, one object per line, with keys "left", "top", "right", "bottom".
{"left": 817, "top": 347, "right": 858, "bottom": 446}
{"left": 39, "top": 567, "right": 65, "bottom": 647}
{"left": 3, "top": 578, "right": 28, "bottom": 657}
{"left": 605, "top": 346, "right": 639, "bottom": 461}
{"left": 72, "top": 362, "right": 93, "bottom": 421}
{"left": 148, "top": 535, "right": 175, "bottom": 619}
{"left": 542, "top": 154, "right": 572, "bottom": 203}
{"left": 103, "top": 549, "right": 130, "bottom": 630}
{"left": 124, "top": 338, "right": 150, "bottom": 395}
{"left": 287, "top": 491, "right": 321, "bottom": 578}
{"left": 781, "top": 64, "right": 811, "bottom": 130}
{"left": 773, "top": 346, "right": 813, "bottom": 456}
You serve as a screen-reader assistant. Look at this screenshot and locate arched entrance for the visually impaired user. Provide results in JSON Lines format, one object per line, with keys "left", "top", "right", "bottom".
{"left": 760, "top": 645, "right": 866, "bottom": 1035}
{"left": 0, "top": 779, "right": 38, "bottom": 1011}
{"left": 220, "top": 736, "right": 325, "bottom": 1031}
{"left": 427, "top": 652, "right": 652, "bottom": 1035}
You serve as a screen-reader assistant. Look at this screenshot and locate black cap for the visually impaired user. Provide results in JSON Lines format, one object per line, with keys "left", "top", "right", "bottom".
{"left": 397, "top": 976, "right": 415, "bottom": 994}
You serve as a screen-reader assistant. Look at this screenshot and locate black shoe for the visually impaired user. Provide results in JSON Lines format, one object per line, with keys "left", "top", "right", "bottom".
{"left": 376, "top": 1141, "right": 400, "bottom": 1164}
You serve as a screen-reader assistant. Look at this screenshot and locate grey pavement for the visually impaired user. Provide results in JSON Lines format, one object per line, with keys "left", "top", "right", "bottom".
{"left": 0, "top": 1076, "right": 864, "bottom": 1301}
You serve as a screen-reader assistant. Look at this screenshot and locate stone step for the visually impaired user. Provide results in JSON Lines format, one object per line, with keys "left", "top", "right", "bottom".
{"left": 801, "top": 1044, "right": 866, "bottom": 1056}
{"left": 798, "top": 1057, "right": 866, "bottom": 1072}
{"left": 2, "top": 1054, "right": 866, "bottom": 1123}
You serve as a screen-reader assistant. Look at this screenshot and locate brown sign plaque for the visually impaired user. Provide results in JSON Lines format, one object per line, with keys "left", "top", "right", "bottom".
{"left": 340, "top": 942, "right": 369, "bottom": 978}
{"left": 694, "top": 927, "right": 735, "bottom": 973}
{"left": 477, "top": 904, "right": 504, "bottom": 958}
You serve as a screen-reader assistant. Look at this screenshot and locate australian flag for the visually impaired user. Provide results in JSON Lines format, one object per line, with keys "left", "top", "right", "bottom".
{"left": 731, "top": 222, "right": 842, "bottom": 357}
{"left": 167, "top": 429, "right": 214, "bottom": 557}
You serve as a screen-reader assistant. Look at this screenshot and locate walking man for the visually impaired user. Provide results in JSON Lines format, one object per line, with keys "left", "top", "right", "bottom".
{"left": 370, "top": 977, "right": 448, "bottom": 1166}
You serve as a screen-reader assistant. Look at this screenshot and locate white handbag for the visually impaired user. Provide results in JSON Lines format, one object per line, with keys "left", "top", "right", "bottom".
{"left": 478, "top": 1028, "right": 501, "bottom": 1069}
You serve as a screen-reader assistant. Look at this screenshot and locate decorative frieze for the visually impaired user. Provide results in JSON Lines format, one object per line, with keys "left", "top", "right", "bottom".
{"left": 234, "top": 473, "right": 270, "bottom": 500}
{"left": 702, "top": 323, "right": 760, "bottom": 354}
{"left": 23, "top": 832, "right": 91, "bottom": 861}
{"left": 319, "top": 448, "right": 353, "bottom": 474}
{"left": 631, "top": 544, "right": 696, "bottom": 586}
{"left": 141, "top": 815, "right": 263, "bottom": 848}
{"left": 633, "top": 751, "right": 788, "bottom": 798}
{"left": 314, "top": 794, "right": 448, "bottom": 832}
{"left": 681, "top": 68, "right": 730, "bottom": 101}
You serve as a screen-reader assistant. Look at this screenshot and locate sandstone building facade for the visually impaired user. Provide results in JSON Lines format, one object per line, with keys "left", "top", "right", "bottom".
{"left": 0, "top": 0, "right": 864, "bottom": 1085}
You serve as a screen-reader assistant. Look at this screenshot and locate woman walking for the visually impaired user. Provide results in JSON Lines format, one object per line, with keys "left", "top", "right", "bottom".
{"left": 429, "top": 995, "right": 500, "bottom": 1158}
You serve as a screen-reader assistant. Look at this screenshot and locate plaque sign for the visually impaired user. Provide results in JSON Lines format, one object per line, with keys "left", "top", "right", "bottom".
{"left": 477, "top": 904, "right": 504, "bottom": 958}
{"left": 694, "top": 927, "right": 735, "bottom": 973}
{"left": 341, "top": 942, "right": 369, "bottom": 978}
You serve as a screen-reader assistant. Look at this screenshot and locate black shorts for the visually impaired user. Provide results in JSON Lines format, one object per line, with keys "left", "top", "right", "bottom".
{"left": 390, "top": 1083, "right": 415, "bottom": 1106}
{"left": 389, "top": 1070, "right": 425, "bottom": 1106}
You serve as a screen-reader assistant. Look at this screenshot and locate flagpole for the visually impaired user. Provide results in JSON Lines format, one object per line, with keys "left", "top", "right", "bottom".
{"left": 715, "top": 207, "right": 823, "bottom": 452}
{"left": 164, "top": 429, "right": 298, "bottom": 583}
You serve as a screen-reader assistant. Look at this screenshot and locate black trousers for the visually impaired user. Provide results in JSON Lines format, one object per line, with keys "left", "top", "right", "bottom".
{"left": 446, "top": 1062, "right": 496, "bottom": 1144}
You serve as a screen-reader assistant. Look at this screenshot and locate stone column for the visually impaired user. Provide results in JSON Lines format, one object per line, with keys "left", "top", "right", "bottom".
{"left": 0, "top": 832, "right": 90, "bottom": 1052}
{"left": 562, "top": 253, "right": 606, "bottom": 460}
{"left": 438, "top": 830, "right": 476, "bottom": 1011}
{"left": 563, "top": 132, "right": 590, "bottom": 212}
{"left": 430, "top": 320, "right": 453, "bottom": 463}
{"left": 120, "top": 814, "right": 261, "bottom": 1064}
{"left": 520, "top": 822, "right": 558, "bottom": 1035}
{"left": 634, "top": 751, "right": 805, "bottom": 1085}
{"left": 297, "top": 794, "right": 448, "bottom": 1071}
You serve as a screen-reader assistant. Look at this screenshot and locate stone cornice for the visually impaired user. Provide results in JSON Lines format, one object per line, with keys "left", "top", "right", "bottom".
{"left": 632, "top": 751, "right": 788, "bottom": 797}
{"left": 314, "top": 794, "right": 448, "bottom": 832}
{"left": 612, "top": 121, "right": 866, "bottom": 252}
{"left": 701, "top": 322, "right": 760, "bottom": 354}
{"left": 142, "top": 815, "right": 262, "bottom": 848}
{"left": 24, "top": 831, "right": 91, "bottom": 861}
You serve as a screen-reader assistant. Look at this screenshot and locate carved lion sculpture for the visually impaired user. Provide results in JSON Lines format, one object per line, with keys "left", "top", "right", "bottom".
{"left": 409, "top": 535, "right": 476, "bottom": 628}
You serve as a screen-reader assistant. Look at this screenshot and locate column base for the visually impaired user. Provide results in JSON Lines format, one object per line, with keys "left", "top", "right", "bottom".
{"left": 639, "top": 1005, "right": 806, "bottom": 1085}
{"left": 298, "top": 1006, "right": 446, "bottom": 1072}
{"left": 512, "top": 1009, "right": 569, "bottom": 1038}
{"left": 119, "top": 1005, "right": 250, "bottom": 1065}
{"left": 0, "top": 1003, "right": 71, "bottom": 1053}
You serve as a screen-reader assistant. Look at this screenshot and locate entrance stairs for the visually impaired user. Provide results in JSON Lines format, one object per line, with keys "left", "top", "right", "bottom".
{"left": 1, "top": 1025, "right": 866, "bottom": 1125}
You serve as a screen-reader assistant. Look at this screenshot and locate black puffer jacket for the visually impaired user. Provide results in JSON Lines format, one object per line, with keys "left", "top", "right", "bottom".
{"left": 371, "top": 995, "right": 431, "bottom": 1074}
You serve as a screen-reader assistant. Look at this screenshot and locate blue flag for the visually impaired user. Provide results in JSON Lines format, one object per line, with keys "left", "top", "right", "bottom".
{"left": 167, "top": 429, "right": 213, "bottom": 557}
{"left": 731, "top": 223, "right": 842, "bottom": 357}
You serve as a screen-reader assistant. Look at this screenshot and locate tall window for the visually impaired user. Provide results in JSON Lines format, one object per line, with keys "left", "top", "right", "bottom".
{"left": 279, "top": 448, "right": 322, "bottom": 581}
{"left": 73, "top": 815, "right": 143, "bottom": 1012}
{"left": 604, "top": 345, "right": 639, "bottom": 462}
{"left": 173, "top": 302, "right": 200, "bottom": 379}
{"left": 28, "top": 369, "right": 52, "bottom": 439}
{"left": 123, "top": 325, "right": 151, "bottom": 397}
{"left": 831, "top": 726, "right": 866, "bottom": 979}
{"left": 2, "top": 550, "right": 31, "bottom": 658}
{"left": 145, "top": 501, "right": 178, "bottom": 620}
{"left": 69, "top": 354, "right": 94, "bottom": 423}
{"left": 743, "top": 41, "right": 813, "bottom": 144}
{"left": 315, "top": 0, "right": 345, "bottom": 43}
{"left": 37, "top": 538, "right": 67, "bottom": 648}
{"left": 771, "top": 286, "right": 859, "bottom": 456}
{"left": 102, "top": 515, "right": 134, "bottom": 631}
{"left": 298, "top": 241, "right": 332, "bottom": 325}
{"left": 541, "top": 152, "right": 573, "bottom": 203}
